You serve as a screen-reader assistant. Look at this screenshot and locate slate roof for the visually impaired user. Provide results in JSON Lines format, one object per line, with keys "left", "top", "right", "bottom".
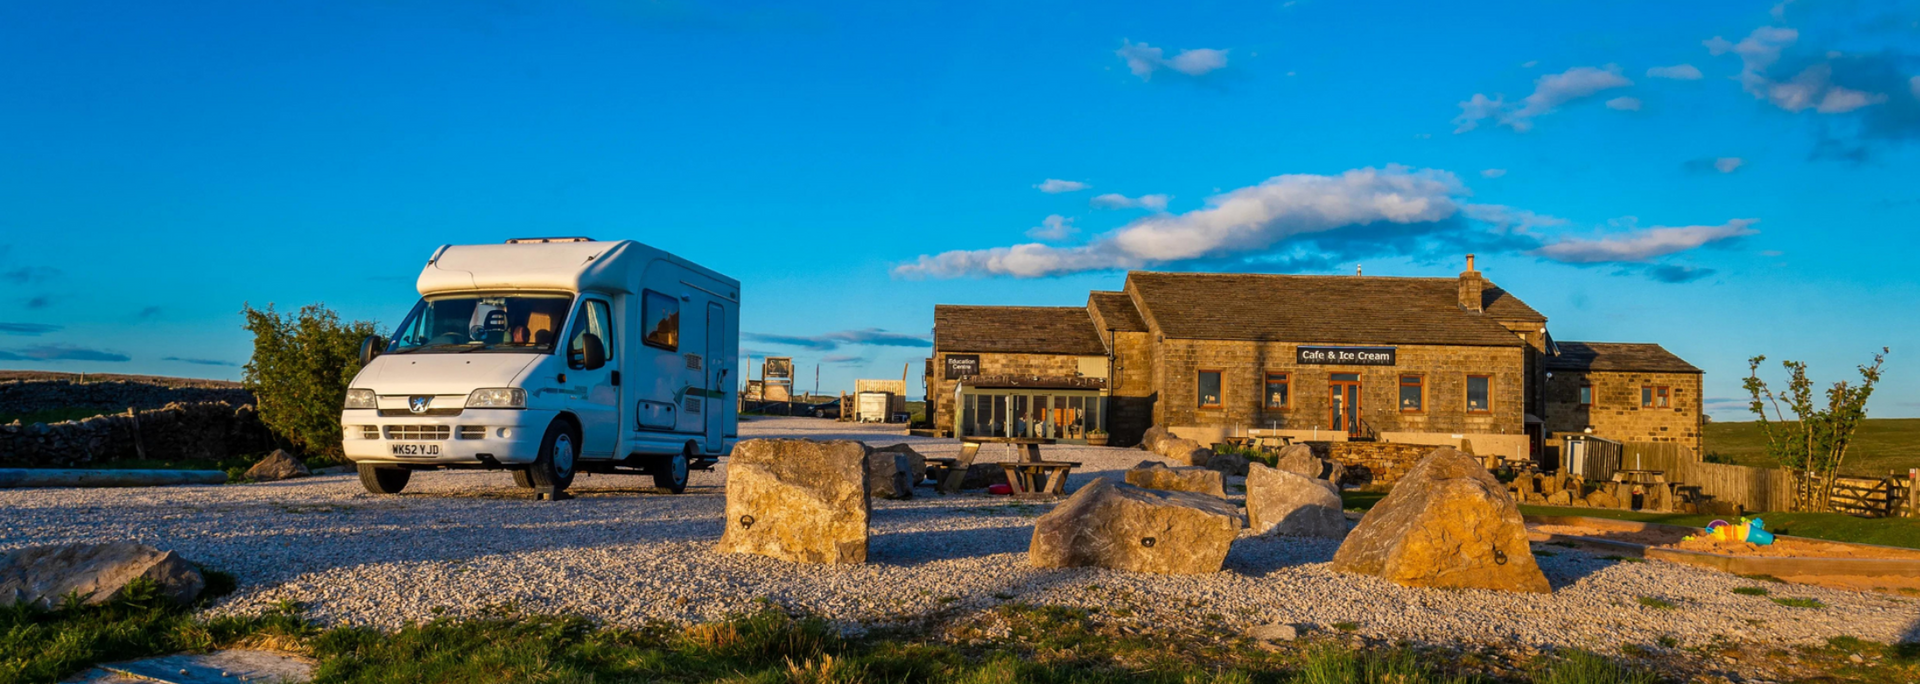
{"left": 1124, "top": 271, "right": 1544, "bottom": 347}
{"left": 933, "top": 305, "right": 1108, "bottom": 356}
{"left": 1087, "top": 291, "right": 1147, "bottom": 333}
{"left": 1546, "top": 342, "right": 1701, "bottom": 374}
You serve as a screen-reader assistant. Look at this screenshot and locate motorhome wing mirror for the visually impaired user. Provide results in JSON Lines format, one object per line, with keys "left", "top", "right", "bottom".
{"left": 358, "top": 335, "right": 385, "bottom": 366}
{"left": 581, "top": 333, "right": 607, "bottom": 370}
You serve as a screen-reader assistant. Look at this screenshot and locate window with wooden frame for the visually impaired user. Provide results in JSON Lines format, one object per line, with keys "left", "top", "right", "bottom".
{"left": 1577, "top": 383, "right": 1593, "bottom": 407}
{"left": 1398, "top": 374, "right": 1424, "bottom": 412}
{"left": 1640, "top": 386, "right": 1671, "bottom": 409}
{"left": 1197, "top": 369, "right": 1223, "bottom": 409}
{"left": 1263, "top": 372, "right": 1290, "bottom": 409}
{"left": 1465, "top": 375, "right": 1491, "bottom": 413}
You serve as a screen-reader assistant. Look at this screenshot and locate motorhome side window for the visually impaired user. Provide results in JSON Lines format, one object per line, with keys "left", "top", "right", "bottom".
{"left": 388, "top": 294, "right": 572, "bottom": 353}
{"left": 568, "top": 299, "right": 614, "bottom": 369}
{"left": 642, "top": 290, "right": 679, "bottom": 351}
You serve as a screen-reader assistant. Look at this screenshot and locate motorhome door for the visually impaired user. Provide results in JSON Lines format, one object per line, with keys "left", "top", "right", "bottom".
{"left": 704, "top": 302, "right": 725, "bottom": 453}
{"left": 566, "top": 296, "right": 620, "bottom": 458}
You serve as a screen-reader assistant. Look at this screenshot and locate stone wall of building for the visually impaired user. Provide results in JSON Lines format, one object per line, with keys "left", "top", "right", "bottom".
{"left": 929, "top": 351, "right": 1095, "bottom": 435}
{"left": 1149, "top": 339, "right": 1527, "bottom": 438}
{"left": 1105, "top": 330, "right": 1155, "bottom": 446}
{"left": 1543, "top": 370, "right": 1703, "bottom": 458}
{"left": 0, "top": 401, "right": 275, "bottom": 467}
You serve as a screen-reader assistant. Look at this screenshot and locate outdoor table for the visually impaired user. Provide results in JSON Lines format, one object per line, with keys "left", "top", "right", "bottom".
{"left": 923, "top": 457, "right": 960, "bottom": 486}
{"left": 1612, "top": 469, "right": 1668, "bottom": 485}
{"left": 999, "top": 460, "right": 1082, "bottom": 499}
{"left": 936, "top": 436, "right": 1058, "bottom": 494}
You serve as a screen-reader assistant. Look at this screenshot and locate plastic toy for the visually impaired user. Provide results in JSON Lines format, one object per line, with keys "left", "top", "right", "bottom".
{"left": 1695, "top": 517, "right": 1775, "bottom": 545}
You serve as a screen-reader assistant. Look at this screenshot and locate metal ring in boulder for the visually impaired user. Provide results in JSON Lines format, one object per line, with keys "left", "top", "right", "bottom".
{"left": 1141, "top": 537, "right": 1156, "bottom": 548}
{"left": 740, "top": 515, "right": 756, "bottom": 529}
{"left": 1493, "top": 547, "right": 1508, "bottom": 565}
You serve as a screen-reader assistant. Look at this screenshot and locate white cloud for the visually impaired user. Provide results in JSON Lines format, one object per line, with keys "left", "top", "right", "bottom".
{"left": 1480, "top": 169, "right": 1507, "bottom": 179}
{"left": 1035, "top": 179, "right": 1090, "bottom": 193}
{"left": 1533, "top": 219, "right": 1757, "bottom": 263}
{"left": 1168, "top": 48, "right": 1229, "bottom": 76}
{"left": 1452, "top": 94, "right": 1505, "bottom": 133}
{"left": 1116, "top": 40, "right": 1228, "bottom": 81}
{"left": 1462, "top": 204, "right": 1568, "bottom": 232}
{"left": 1090, "top": 193, "right": 1170, "bottom": 211}
{"left": 1522, "top": 60, "right": 1539, "bottom": 68}
{"left": 1816, "top": 86, "right": 1885, "bottom": 113}
{"left": 894, "top": 166, "right": 1463, "bottom": 279}
{"left": 1714, "top": 157, "right": 1745, "bottom": 173}
{"left": 1606, "top": 96, "right": 1642, "bottom": 111}
{"left": 1025, "top": 215, "right": 1078, "bottom": 241}
{"left": 1455, "top": 66, "right": 1633, "bottom": 133}
{"left": 1647, "top": 64, "right": 1704, "bottom": 80}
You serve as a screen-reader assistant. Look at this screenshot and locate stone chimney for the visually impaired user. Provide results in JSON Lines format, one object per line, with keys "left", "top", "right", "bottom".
{"left": 1458, "top": 254, "right": 1485, "bottom": 314}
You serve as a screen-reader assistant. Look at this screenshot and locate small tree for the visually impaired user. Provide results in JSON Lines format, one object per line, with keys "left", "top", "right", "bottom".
{"left": 1743, "top": 347, "right": 1888, "bottom": 511}
{"left": 242, "top": 303, "right": 379, "bottom": 462}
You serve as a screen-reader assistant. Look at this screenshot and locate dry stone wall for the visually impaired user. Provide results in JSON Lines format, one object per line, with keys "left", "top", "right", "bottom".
{"left": 0, "top": 402, "right": 274, "bottom": 467}
{"left": 0, "top": 379, "right": 254, "bottom": 417}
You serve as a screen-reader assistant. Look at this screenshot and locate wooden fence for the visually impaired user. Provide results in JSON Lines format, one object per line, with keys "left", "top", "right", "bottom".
{"left": 1618, "top": 443, "right": 1797, "bottom": 513}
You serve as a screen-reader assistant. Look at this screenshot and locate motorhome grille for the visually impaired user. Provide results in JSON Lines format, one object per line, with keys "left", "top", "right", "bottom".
{"left": 457, "top": 426, "right": 485, "bottom": 440}
{"left": 385, "top": 425, "right": 451, "bottom": 441}
{"left": 379, "top": 408, "right": 463, "bottom": 417}
{"left": 359, "top": 426, "right": 379, "bottom": 440}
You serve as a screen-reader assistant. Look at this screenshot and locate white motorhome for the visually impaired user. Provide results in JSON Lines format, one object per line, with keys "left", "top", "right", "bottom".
{"left": 340, "top": 237, "right": 739, "bottom": 496}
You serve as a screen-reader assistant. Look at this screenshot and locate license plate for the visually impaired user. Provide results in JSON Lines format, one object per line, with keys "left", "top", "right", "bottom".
{"left": 390, "top": 443, "right": 442, "bottom": 457}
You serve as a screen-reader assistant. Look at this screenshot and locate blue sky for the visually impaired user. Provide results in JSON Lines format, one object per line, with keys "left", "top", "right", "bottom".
{"left": 1, "top": 0, "right": 1916, "bottom": 419}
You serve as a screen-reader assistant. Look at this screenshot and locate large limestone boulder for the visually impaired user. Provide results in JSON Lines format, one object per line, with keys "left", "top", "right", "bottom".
{"left": 872, "top": 443, "right": 927, "bottom": 484}
{"left": 716, "top": 439, "right": 870, "bottom": 564}
{"left": 1205, "top": 449, "right": 1251, "bottom": 477}
{"left": 866, "top": 450, "right": 913, "bottom": 500}
{"left": 1275, "top": 444, "right": 1345, "bottom": 484}
{"left": 1138, "top": 426, "right": 1171, "bottom": 453}
{"left": 0, "top": 543, "right": 205, "bottom": 608}
{"left": 243, "top": 449, "right": 309, "bottom": 482}
{"left": 1124, "top": 460, "right": 1226, "bottom": 498}
{"left": 1245, "top": 463, "right": 1348, "bottom": 538}
{"left": 1584, "top": 488, "right": 1620, "bottom": 509}
{"left": 1330, "top": 447, "right": 1549, "bottom": 593}
{"left": 1159, "top": 438, "right": 1214, "bottom": 467}
{"left": 1029, "top": 478, "right": 1243, "bottom": 574}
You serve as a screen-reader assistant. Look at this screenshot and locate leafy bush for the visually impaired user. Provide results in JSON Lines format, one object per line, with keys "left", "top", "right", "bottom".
{"left": 241, "top": 304, "right": 379, "bottom": 463}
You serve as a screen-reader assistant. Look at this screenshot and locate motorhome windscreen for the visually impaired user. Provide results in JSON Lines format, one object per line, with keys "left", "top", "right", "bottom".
{"left": 387, "top": 294, "right": 574, "bottom": 354}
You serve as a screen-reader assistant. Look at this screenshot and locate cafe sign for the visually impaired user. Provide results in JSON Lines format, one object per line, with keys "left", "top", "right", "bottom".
{"left": 943, "top": 354, "right": 981, "bottom": 379}
{"left": 1296, "top": 346, "right": 1396, "bottom": 366}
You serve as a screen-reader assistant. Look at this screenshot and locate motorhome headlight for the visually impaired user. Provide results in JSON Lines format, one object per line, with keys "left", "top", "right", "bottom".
{"left": 344, "top": 388, "right": 377, "bottom": 409}
{"left": 466, "top": 388, "right": 527, "bottom": 409}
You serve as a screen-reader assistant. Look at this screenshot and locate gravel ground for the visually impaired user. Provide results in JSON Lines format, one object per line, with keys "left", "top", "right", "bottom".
{"left": 3, "top": 416, "right": 1916, "bottom": 652}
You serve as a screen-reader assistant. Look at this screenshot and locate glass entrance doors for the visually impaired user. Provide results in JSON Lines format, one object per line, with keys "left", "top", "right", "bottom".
{"left": 956, "top": 388, "right": 1103, "bottom": 442}
{"left": 1329, "top": 373, "right": 1361, "bottom": 436}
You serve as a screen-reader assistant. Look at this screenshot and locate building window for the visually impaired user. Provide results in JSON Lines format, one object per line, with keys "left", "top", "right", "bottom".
{"left": 1399, "top": 375, "right": 1424, "bottom": 412}
{"left": 1264, "top": 372, "right": 1290, "bottom": 409}
{"left": 1640, "top": 386, "right": 1671, "bottom": 409}
{"left": 1578, "top": 383, "right": 1592, "bottom": 407}
{"left": 1197, "top": 370, "right": 1223, "bottom": 409}
{"left": 1466, "top": 375, "right": 1491, "bottom": 413}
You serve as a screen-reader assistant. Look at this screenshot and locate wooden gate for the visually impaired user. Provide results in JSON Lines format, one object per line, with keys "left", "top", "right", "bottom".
{"left": 1829, "top": 476, "right": 1896, "bottom": 518}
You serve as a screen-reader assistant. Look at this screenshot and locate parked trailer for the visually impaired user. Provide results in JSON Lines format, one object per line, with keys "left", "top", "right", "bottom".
{"left": 340, "top": 237, "right": 740, "bottom": 496}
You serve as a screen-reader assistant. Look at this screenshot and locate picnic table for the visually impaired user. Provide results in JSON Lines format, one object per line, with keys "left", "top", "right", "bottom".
{"left": 1612, "top": 469, "right": 1668, "bottom": 485}
{"left": 932, "top": 436, "right": 1079, "bottom": 497}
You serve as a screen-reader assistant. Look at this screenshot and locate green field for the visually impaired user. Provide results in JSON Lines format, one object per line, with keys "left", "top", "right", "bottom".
{"left": 1705, "top": 418, "right": 1920, "bottom": 477}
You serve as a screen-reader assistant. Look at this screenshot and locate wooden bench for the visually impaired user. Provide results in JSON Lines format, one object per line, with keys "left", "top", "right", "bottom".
{"left": 935, "top": 436, "right": 1061, "bottom": 495}
{"left": 999, "top": 460, "right": 1082, "bottom": 499}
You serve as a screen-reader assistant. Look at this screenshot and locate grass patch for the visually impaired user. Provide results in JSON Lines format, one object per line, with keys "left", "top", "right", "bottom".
{"left": 1339, "top": 490, "right": 1388, "bottom": 511}
{"left": 1635, "top": 596, "right": 1677, "bottom": 610}
{"left": 1329, "top": 621, "right": 1360, "bottom": 632}
{"left": 0, "top": 574, "right": 308, "bottom": 684}
{"left": 1737, "top": 573, "right": 1786, "bottom": 583}
{"left": 1772, "top": 597, "right": 1828, "bottom": 608}
{"left": 1706, "top": 418, "right": 1920, "bottom": 476}
{"left": 1732, "top": 586, "right": 1771, "bottom": 596}
{"left": 1533, "top": 649, "right": 1659, "bottom": 684}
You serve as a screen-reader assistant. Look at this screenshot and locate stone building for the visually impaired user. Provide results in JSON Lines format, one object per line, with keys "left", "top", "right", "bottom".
{"left": 927, "top": 256, "right": 1705, "bottom": 465}
{"left": 1542, "top": 342, "right": 1704, "bottom": 457}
